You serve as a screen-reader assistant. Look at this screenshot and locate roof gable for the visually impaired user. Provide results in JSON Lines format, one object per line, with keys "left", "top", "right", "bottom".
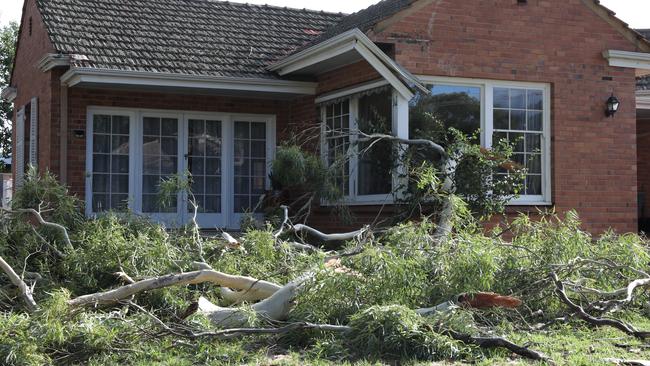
{"left": 35, "top": 0, "right": 343, "bottom": 79}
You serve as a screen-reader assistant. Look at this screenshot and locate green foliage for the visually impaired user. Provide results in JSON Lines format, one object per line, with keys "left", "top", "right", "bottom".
{"left": 2, "top": 175, "right": 650, "bottom": 364}
{"left": 271, "top": 144, "right": 343, "bottom": 203}
{"left": 63, "top": 213, "right": 180, "bottom": 295}
{"left": 0, "top": 21, "right": 17, "bottom": 157}
{"left": 348, "top": 305, "right": 469, "bottom": 361}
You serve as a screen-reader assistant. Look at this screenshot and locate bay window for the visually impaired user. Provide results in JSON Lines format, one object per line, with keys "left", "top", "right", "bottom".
{"left": 320, "top": 78, "right": 550, "bottom": 206}
{"left": 320, "top": 86, "right": 398, "bottom": 203}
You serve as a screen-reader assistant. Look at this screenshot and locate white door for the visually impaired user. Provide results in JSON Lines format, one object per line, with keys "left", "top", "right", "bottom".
{"left": 185, "top": 116, "right": 226, "bottom": 228}
{"left": 140, "top": 112, "right": 183, "bottom": 225}
{"left": 230, "top": 119, "right": 270, "bottom": 226}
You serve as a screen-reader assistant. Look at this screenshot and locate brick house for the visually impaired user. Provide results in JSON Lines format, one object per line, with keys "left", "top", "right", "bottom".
{"left": 3, "top": 0, "right": 650, "bottom": 234}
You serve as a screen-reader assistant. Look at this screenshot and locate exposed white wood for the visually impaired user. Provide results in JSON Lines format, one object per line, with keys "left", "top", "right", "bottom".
{"left": 61, "top": 68, "right": 317, "bottom": 95}
{"left": 0, "top": 87, "right": 17, "bottom": 102}
{"left": 603, "top": 50, "right": 650, "bottom": 75}
{"left": 637, "top": 91, "right": 650, "bottom": 110}
{"left": 36, "top": 53, "right": 71, "bottom": 72}
{"left": 353, "top": 42, "right": 414, "bottom": 101}
{"left": 315, "top": 80, "right": 389, "bottom": 104}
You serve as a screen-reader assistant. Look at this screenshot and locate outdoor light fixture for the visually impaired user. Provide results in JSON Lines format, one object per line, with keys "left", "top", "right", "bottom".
{"left": 605, "top": 94, "right": 620, "bottom": 117}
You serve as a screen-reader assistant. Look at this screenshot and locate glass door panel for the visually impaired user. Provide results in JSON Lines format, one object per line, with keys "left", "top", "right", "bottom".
{"left": 141, "top": 116, "right": 180, "bottom": 223}
{"left": 233, "top": 121, "right": 267, "bottom": 217}
{"left": 91, "top": 114, "right": 130, "bottom": 212}
{"left": 187, "top": 118, "right": 224, "bottom": 228}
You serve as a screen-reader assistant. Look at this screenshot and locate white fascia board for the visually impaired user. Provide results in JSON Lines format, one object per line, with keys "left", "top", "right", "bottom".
{"left": 60, "top": 68, "right": 317, "bottom": 95}
{"left": 275, "top": 40, "right": 357, "bottom": 76}
{"left": 269, "top": 28, "right": 426, "bottom": 97}
{"left": 37, "top": 53, "right": 71, "bottom": 72}
{"left": 354, "top": 42, "right": 414, "bottom": 100}
{"left": 269, "top": 28, "right": 363, "bottom": 73}
{"left": 353, "top": 32, "right": 428, "bottom": 94}
{"left": 603, "top": 50, "right": 650, "bottom": 72}
{"left": 637, "top": 90, "right": 650, "bottom": 109}
{"left": 0, "top": 87, "right": 17, "bottom": 102}
{"left": 315, "top": 79, "right": 389, "bottom": 104}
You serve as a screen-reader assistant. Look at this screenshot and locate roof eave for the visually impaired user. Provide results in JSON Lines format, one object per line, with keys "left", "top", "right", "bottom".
{"left": 603, "top": 50, "right": 650, "bottom": 76}
{"left": 60, "top": 68, "right": 318, "bottom": 95}
{"left": 37, "top": 53, "right": 71, "bottom": 72}
{"left": 269, "top": 28, "right": 426, "bottom": 100}
{"left": 1, "top": 87, "right": 17, "bottom": 102}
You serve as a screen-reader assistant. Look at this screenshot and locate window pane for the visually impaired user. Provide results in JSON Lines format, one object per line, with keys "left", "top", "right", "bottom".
{"left": 493, "top": 88, "right": 509, "bottom": 108}
{"left": 93, "top": 155, "right": 109, "bottom": 173}
{"left": 93, "top": 135, "right": 110, "bottom": 153}
{"left": 251, "top": 123, "right": 266, "bottom": 139}
{"left": 93, "top": 115, "right": 111, "bottom": 133}
{"left": 527, "top": 111, "right": 543, "bottom": 131}
{"left": 358, "top": 89, "right": 393, "bottom": 196}
{"left": 494, "top": 109, "right": 509, "bottom": 130}
{"left": 189, "top": 119, "right": 205, "bottom": 137}
{"left": 161, "top": 118, "right": 178, "bottom": 136}
{"left": 527, "top": 90, "right": 543, "bottom": 110}
{"left": 491, "top": 87, "right": 546, "bottom": 199}
{"left": 511, "top": 110, "right": 526, "bottom": 130}
{"left": 234, "top": 122, "right": 249, "bottom": 139}
{"left": 205, "top": 177, "right": 220, "bottom": 194}
{"left": 205, "top": 195, "right": 221, "bottom": 213}
{"left": 410, "top": 84, "right": 481, "bottom": 138}
{"left": 510, "top": 89, "right": 525, "bottom": 109}
{"left": 251, "top": 141, "right": 266, "bottom": 158}
{"left": 143, "top": 117, "right": 160, "bottom": 136}
{"left": 91, "top": 113, "right": 130, "bottom": 212}
{"left": 161, "top": 137, "right": 178, "bottom": 156}
{"left": 206, "top": 158, "right": 221, "bottom": 175}
{"left": 92, "top": 174, "right": 109, "bottom": 193}
{"left": 112, "top": 116, "right": 130, "bottom": 134}
{"left": 112, "top": 135, "right": 129, "bottom": 154}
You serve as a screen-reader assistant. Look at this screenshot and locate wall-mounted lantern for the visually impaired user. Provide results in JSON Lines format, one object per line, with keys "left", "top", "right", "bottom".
{"left": 605, "top": 94, "right": 620, "bottom": 117}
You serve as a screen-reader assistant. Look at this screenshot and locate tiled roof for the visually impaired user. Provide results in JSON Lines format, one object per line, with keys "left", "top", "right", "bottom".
{"left": 35, "top": 0, "right": 343, "bottom": 79}
{"left": 290, "top": 0, "right": 416, "bottom": 54}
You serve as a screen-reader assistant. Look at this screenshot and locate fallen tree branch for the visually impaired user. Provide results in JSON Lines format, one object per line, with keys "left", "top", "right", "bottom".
{"left": 0, "top": 255, "right": 38, "bottom": 312}
{"left": 2, "top": 208, "right": 73, "bottom": 248}
{"left": 290, "top": 224, "right": 367, "bottom": 242}
{"left": 68, "top": 270, "right": 282, "bottom": 307}
{"left": 551, "top": 272, "right": 650, "bottom": 339}
{"left": 446, "top": 331, "right": 552, "bottom": 362}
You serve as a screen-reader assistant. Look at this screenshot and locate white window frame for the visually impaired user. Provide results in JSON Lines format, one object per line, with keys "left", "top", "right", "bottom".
{"left": 320, "top": 86, "right": 409, "bottom": 205}
{"left": 85, "top": 106, "right": 276, "bottom": 229}
{"left": 417, "top": 76, "right": 552, "bottom": 206}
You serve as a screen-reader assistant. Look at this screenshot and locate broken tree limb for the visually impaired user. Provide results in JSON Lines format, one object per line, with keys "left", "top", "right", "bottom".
{"left": 68, "top": 270, "right": 282, "bottom": 307}
{"left": 551, "top": 272, "right": 650, "bottom": 339}
{"left": 290, "top": 224, "right": 367, "bottom": 242}
{"left": 1, "top": 208, "right": 73, "bottom": 249}
{"left": 446, "top": 331, "right": 552, "bottom": 362}
{"left": 0, "top": 255, "right": 38, "bottom": 312}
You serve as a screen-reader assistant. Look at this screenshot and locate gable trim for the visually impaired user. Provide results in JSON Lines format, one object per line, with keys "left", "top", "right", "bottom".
{"left": 582, "top": 0, "right": 650, "bottom": 53}
{"left": 60, "top": 68, "right": 318, "bottom": 95}
{"left": 37, "top": 53, "right": 70, "bottom": 72}
{"left": 0, "top": 87, "right": 17, "bottom": 102}
{"left": 269, "top": 28, "right": 425, "bottom": 100}
{"left": 603, "top": 50, "right": 650, "bottom": 75}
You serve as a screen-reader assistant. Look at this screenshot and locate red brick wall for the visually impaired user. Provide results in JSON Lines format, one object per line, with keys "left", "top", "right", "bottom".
{"left": 10, "top": 0, "right": 56, "bottom": 181}
{"left": 365, "top": 0, "right": 640, "bottom": 234}
{"left": 317, "top": 60, "right": 382, "bottom": 95}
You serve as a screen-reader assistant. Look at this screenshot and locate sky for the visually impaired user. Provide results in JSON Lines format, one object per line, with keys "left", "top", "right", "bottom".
{"left": 1, "top": 0, "right": 649, "bottom": 28}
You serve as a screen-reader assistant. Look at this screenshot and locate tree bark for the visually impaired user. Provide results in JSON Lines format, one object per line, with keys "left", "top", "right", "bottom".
{"left": 68, "top": 270, "right": 282, "bottom": 307}
{"left": 0, "top": 255, "right": 38, "bottom": 312}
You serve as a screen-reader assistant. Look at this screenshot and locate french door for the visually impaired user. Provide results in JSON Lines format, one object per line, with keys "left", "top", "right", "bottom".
{"left": 86, "top": 108, "right": 274, "bottom": 229}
